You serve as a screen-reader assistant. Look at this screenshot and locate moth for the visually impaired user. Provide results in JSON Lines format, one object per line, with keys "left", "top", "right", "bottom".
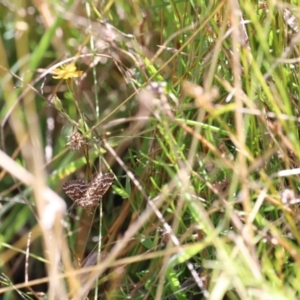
{"left": 63, "top": 173, "right": 114, "bottom": 210}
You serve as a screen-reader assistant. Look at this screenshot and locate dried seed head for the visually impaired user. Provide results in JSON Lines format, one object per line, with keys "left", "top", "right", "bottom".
{"left": 67, "top": 131, "right": 90, "bottom": 151}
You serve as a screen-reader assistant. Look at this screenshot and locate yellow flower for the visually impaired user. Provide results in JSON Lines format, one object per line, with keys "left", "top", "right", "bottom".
{"left": 52, "top": 63, "right": 83, "bottom": 80}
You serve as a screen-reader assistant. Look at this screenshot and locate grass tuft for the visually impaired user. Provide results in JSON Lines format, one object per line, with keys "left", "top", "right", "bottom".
{"left": 1, "top": 1, "right": 300, "bottom": 299}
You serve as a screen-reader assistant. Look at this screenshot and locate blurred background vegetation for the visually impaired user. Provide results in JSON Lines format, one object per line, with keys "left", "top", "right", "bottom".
{"left": 1, "top": 0, "right": 300, "bottom": 299}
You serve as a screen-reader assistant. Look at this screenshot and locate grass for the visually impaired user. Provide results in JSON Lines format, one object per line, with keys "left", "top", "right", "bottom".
{"left": 1, "top": 0, "right": 300, "bottom": 299}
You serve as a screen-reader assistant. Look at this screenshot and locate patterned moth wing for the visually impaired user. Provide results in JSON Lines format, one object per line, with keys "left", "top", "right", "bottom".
{"left": 63, "top": 173, "right": 114, "bottom": 210}
{"left": 63, "top": 179, "right": 89, "bottom": 203}
{"left": 90, "top": 173, "right": 115, "bottom": 198}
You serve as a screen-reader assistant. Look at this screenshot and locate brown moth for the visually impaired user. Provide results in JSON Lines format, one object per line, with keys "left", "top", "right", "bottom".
{"left": 63, "top": 173, "right": 114, "bottom": 210}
